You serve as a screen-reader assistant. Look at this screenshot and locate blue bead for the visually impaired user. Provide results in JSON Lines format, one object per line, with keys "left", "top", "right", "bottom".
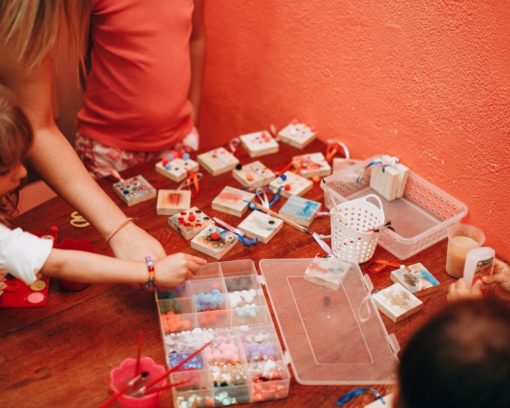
{"left": 183, "top": 153, "right": 190, "bottom": 161}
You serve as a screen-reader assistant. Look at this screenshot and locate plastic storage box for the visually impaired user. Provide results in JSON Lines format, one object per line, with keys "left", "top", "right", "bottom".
{"left": 259, "top": 259, "right": 399, "bottom": 385}
{"left": 156, "top": 260, "right": 290, "bottom": 407}
{"left": 321, "top": 157, "right": 468, "bottom": 260}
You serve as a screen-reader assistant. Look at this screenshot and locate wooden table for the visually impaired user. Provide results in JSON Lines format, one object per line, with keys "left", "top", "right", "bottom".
{"left": 0, "top": 140, "right": 455, "bottom": 407}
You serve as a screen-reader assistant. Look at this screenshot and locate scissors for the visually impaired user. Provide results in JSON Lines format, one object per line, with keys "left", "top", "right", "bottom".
{"left": 70, "top": 211, "right": 90, "bottom": 229}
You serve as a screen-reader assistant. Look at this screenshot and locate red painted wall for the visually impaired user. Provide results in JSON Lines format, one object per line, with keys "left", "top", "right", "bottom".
{"left": 200, "top": 1, "right": 510, "bottom": 257}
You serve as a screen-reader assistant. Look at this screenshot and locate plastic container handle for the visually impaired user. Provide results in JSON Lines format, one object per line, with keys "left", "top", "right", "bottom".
{"left": 362, "top": 194, "right": 384, "bottom": 214}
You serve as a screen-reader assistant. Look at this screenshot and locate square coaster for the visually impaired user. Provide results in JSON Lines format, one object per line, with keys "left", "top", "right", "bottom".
{"left": 212, "top": 186, "right": 255, "bottom": 217}
{"left": 168, "top": 207, "right": 214, "bottom": 240}
{"left": 237, "top": 210, "right": 283, "bottom": 244}
{"left": 113, "top": 175, "right": 156, "bottom": 206}
{"left": 197, "top": 147, "right": 239, "bottom": 176}
{"left": 303, "top": 256, "right": 350, "bottom": 290}
{"left": 278, "top": 122, "right": 316, "bottom": 149}
{"left": 232, "top": 161, "right": 275, "bottom": 188}
{"left": 155, "top": 157, "right": 199, "bottom": 183}
{"left": 372, "top": 283, "right": 423, "bottom": 323}
{"left": 292, "top": 152, "right": 331, "bottom": 179}
{"left": 191, "top": 225, "right": 238, "bottom": 260}
{"left": 279, "top": 195, "right": 321, "bottom": 227}
{"left": 390, "top": 263, "right": 440, "bottom": 296}
{"left": 268, "top": 171, "right": 313, "bottom": 198}
{"left": 156, "top": 189, "right": 191, "bottom": 215}
{"left": 240, "top": 131, "right": 279, "bottom": 158}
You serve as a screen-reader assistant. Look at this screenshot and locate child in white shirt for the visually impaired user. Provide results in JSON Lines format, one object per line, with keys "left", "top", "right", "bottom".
{"left": 0, "top": 88, "right": 205, "bottom": 292}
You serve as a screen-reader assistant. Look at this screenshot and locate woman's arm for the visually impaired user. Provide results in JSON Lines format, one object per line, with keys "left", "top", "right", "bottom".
{"left": 0, "top": 54, "right": 165, "bottom": 260}
{"left": 189, "top": 0, "right": 205, "bottom": 125}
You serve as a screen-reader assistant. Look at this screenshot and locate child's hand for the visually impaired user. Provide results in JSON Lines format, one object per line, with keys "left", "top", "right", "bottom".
{"left": 155, "top": 253, "right": 207, "bottom": 288}
{"left": 482, "top": 258, "right": 510, "bottom": 301}
{"left": 447, "top": 278, "right": 484, "bottom": 302}
{"left": 0, "top": 269, "right": 7, "bottom": 296}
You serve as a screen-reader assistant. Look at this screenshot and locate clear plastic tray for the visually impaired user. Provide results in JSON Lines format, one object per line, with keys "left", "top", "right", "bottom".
{"left": 322, "top": 156, "right": 468, "bottom": 260}
{"left": 259, "top": 259, "right": 399, "bottom": 385}
{"left": 155, "top": 260, "right": 290, "bottom": 406}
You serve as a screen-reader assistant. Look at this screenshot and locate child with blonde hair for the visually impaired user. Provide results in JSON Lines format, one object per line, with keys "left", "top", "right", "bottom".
{"left": 0, "top": 89, "right": 205, "bottom": 293}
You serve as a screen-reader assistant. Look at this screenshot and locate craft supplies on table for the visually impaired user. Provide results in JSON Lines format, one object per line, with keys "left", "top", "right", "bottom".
{"left": 372, "top": 283, "right": 423, "bottom": 323}
{"left": 155, "top": 261, "right": 290, "bottom": 406}
{"left": 269, "top": 171, "right": 313, "bottom": 198}
{"left": 277, "top": 121, "right": 316, "bottom": 149}
{"left": 303, "top": 256, "right": 350, "bottom": 290}
{"left": 198, "top": 147, "right": 240, "bottom": 176}
{"left": 0, "top": 275, "right": 50, "bottom": 308}
{"left": 390, "top": 263, "right": 439, "bottom": 296}
{"left": 155, "top": 155, "right": 199, "bottom": 183}
{"left": 279, "top": 195, "right": 321, "bottom": 227}
{"left": 168, "top": 207, "right": 214, "bottom": 240}
{"left": 191, "top": 226, "right": 238, "bottom": 260}
{"left": 212, "top": 186, "right": 255, "bottom": 217}
{"left": 156, "top": 190, "right": 191, "bottom": 215}
{"left": 292, "top": 152, "right": 331, "bottom": 178}
{"left": 329, "top": 194, "right": 386, "bottom": 264}
{"left": 239, "top": 131, "right": 279, "bottom": 158}
{"left": 113, "top": 175, "right": 157, "bottom": 206}
{"left": 232, "top": 161, "right": 275, "bottom": 188}
{"left": 259, "top": 258, "right": 399, "bottom": 384}
{"left": 237, "top": 210, "right": 284, "bottom": 244}
{"left": 368, "top": 156, "right": 409, "bottom": 201}
{"left": 322, "top": 156, "right": 468, "bottom": 260}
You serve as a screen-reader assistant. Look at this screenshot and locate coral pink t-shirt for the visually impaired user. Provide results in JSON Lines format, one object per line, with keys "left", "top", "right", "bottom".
{"left": 77, "top": 0, "right": 194, "bottom": 151}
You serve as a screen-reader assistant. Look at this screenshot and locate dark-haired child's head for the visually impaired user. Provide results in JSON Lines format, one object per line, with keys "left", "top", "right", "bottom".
{"left": 397, "top": 299, "right": 510, "bottom": 408}
{"left": 0, "top": 87, "right": 33, "bottom": 224}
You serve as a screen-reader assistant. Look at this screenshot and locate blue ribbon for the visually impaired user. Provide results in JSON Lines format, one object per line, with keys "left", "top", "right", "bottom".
{"left": 336, "top": 388, "right": 385, "bottom": 406}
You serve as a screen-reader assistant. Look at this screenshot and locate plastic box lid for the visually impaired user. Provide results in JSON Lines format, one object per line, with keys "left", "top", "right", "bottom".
{"left": 259, "top": 258, "right": 399, "bottom": 385}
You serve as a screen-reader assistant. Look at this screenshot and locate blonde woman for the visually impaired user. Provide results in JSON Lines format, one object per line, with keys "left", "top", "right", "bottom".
{"left": 0, "top": 1, "right": 167, "bottom": 262}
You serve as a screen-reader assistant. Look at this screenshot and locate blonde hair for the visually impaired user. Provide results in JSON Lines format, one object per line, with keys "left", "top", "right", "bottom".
{"left": 0, "top": 0, "right": 91, "bottom": 68}
{"left": 0, "top": 87, "right": 33, "bottom": 225}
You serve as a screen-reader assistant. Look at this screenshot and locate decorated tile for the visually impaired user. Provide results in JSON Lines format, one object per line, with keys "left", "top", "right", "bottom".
{"left": 197, "top": 147, "right": 239, "bottom": 176}
{"left": 240, "top": 131, "right": 279, "bottom": 158}
{"left": 155, "top": 155, "right": 199, "bottom": 183}
{"left": 277, "top": 121, "right": 316, "bottom": 149}
{"left": 232, "top": 161, "right": 275, "bottom": 188}
{"left": 292, "top": 152, "right": 331, "bottom": 179}
{"left": 268, "top": 171, "right": 313, "bottom": 198}
{"left": 279, "top": 195, "right": 321, "bottom": 227}
{"left": 304, "top": 256, "right": 350, "bottom": 290}
{"left": 168, "top": 207, "right": 214, "bottom": 240}
{"left": 191, "top": 225, "right": 238, "bottom": 260}
{"left": 156, "top": 190, "right": 191, "bottom": 215}
{"left": 238, "top": 211, "right": 283, "bottom": 244}
{"left": 113, "top": 175, "right": 156, "bottom": 206}
{"left": 372, "top": 283, "right": 423, "bottom": 323}
{"left": 212, "top": 186, "right": 255, "bottom": 217}
{"left": 390, "top": 263, "right": 439, "bottom": 296}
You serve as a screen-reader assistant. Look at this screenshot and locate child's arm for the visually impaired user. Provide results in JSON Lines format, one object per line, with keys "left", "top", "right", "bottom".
{"left": 42, "top": 250, "right": 207, "bottom": 288}
{"left": 189, "top": 0, "right": 205, "bottom": 125}
{"left": 0, "top": 53, "right": 165, "bottom": 261}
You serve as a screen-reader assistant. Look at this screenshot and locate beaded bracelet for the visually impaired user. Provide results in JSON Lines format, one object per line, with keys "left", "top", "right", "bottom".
{"left": 105, "top": 218, "right": 134, "bottom": 243}
{"left": 144, "top": 256, "right": 156, "bottom": 290}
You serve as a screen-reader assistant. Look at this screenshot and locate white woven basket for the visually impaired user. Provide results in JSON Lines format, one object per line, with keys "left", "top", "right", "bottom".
{"left": 330, "top": 194, "right": 385, "bottom": 263}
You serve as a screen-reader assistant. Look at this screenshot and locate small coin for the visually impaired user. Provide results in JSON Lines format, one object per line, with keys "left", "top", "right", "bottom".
{"left": 30, "top": 280, "right": 47, "bottom": 292}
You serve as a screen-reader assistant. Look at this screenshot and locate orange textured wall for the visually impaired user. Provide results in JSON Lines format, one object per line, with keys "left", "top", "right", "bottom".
{"left": 200, "top": 1, "right": 510, "bottom": 257}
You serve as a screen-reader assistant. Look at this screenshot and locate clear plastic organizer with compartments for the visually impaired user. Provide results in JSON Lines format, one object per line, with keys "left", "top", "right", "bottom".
{"left": 156, "top": 258, "right": 400, "bottom": 407}
{"left": 321, "top": 156, "right": 468, "bottom": 260}
{"left": 155, "top": 260, "right": 290, "bottom": 407}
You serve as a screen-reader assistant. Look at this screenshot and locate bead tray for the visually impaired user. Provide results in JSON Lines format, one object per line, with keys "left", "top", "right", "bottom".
{"left": 155, "top": 260, "right": 290, "bottom": 407}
